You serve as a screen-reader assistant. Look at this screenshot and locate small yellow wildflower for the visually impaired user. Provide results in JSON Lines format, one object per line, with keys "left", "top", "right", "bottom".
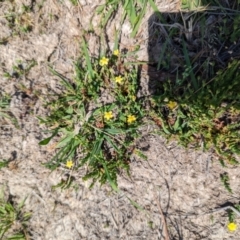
{"left": 227, "top": 222, "right": 237, "bottom": 232}
{"left": 167, "top": 101, "right": 178, "bottom": 110}
{"left": 115, "top": 76, "right": 123, "bottom": 84}
{"left": 113, "top": 49, "right": 119, "bottom": 56}
{"left": 127, "top": 115, "right": 136, "bottom": 124}
{"left": 66, "top": 160, "right": 74, "bottom": 168}
{"left": 104, "top": 111, "right": 113, "bottom": 121}
{"left": 99, "top": 57, "right": 109, "bottom": 66}
{"left": 131, "top": 95, "right": 136, "bottom": 101}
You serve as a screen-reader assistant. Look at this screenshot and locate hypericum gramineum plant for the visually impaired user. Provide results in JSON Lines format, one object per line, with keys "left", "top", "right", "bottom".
{"left": 39, "top": 41, "right": 144, "bottom": 190}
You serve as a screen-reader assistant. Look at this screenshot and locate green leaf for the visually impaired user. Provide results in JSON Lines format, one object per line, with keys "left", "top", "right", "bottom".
{"left": 66, "top": 106, "right": 73, "bottom": 114}
{"left": 49, "top": 67, "right": 75, "bottom": 93}
{"left": 134, "top": 149, "right": 147, "bottom": 160}
{"left": 173, "top": 116, "right": 181, "bottom": 131}
{"left": 161, "top": 122, "right": 171, "bottom": 135}
{"left": 103, "top": 135, "right": 119, "bottom": 152}
{"left": 148, "top": 0, "right": 165, "bottom": 23}
{"left": 91, "top": 137, "right": 104, "bottom": 159}
{"left": 101, "top": 6, "right": 116, "bottom": 27}
{"left": 17, "top": 197, "right": 28, "bottom": 211}
{"left": 6, "top": 233, "right": 25, "bottom": 240}
{"left": 220, "top": 173, "right": 232, "bottom": 193}
{"left": 0, "top": 160, "right": 9, "bottom": 169}
{"left": 182, "top": 40, "right": 198, "bottom": 90}
{"left": 96, "top": 4, "right": 105, "bottom": 14}
{"left": 82, "top": 39, "right": 94, "bottom": 80}
{"left": 57, "top": 133, "right": 75, "bottom": 148}
{"left": 130, "top": 1, "right": 147, "bottom": 37}
{"left": 102, "top": 162, "right": 119, "bottom": 192}
{"left": 105, "top": 128, "right": 123, "bottom": 135}
{"left": 127, "top": 197, "right": 144, "bottom": 211}
{"left": 39, "top": 130, "right": 58, "bottom": 145}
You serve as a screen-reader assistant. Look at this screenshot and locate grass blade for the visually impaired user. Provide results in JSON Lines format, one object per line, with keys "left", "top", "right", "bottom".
{"left": 49, "top": 67, "right": 75, "bottom": 93}
{"left": 182, "top": 40, "right": 198, "bottom": 90}
{"left": 102, "top": 161, "right": 119, "bottom": 192}
{"left": 127, "top": 197, "right": 144, "bottom": 211}
{"left": 130, "top": 1, "right": 147, "bottom": 37}
{"left": 82, "top": 39, "right": 94, "bottom": 80}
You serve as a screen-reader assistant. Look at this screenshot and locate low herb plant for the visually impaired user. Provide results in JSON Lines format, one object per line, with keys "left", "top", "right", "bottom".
{"left": 39, "top": 42, "right": 144, "bottom": 189}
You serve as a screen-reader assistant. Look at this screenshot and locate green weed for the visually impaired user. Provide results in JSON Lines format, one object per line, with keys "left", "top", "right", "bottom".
{"left": 0, "top": 160, "right": 10, "bottom": 169}
{"left": 0, "top": 190, "right": 31, "bottom": 240}
{"left": 39, "top": 42, "right": 145, "bottom": 189}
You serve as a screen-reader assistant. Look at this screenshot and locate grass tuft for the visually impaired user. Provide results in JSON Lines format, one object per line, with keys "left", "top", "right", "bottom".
{"left": 0, "top": 190, "right": 31, "bottom": 240}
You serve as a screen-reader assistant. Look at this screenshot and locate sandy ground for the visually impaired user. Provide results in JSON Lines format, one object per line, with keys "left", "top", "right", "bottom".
{"left": 0, "top": 0, "right": 240, "bottom": 239}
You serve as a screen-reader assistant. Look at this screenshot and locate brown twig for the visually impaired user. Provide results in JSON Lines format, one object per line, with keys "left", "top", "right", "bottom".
{"left": 154, "top": 190, "right": 170, "bottom": 240}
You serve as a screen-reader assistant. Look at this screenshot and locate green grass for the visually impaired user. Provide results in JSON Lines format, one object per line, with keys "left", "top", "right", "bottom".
{"left": 0, "top": 190, "right": 31, "bottom": 240}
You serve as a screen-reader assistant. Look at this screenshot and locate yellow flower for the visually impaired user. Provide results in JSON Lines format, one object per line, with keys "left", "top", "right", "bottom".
{"left": 104, "top": 111, "right": 113, "bottom": 121}
{"left": 131, "top": 95, "right": 136, "bottom": 101}
{"left": 227, "top": 222, "right": 237, "bottom": 232}
{"left": 99, "top": 57, "right": 109, "bottom": 66}
{"left": 66, "top": 160, "right": 74, "bottom": 168}
{"left": 115, "top": 76, "right": 123, "bottom": 84}
{"left": 113, "top": 49, "right": 119, "bottom": 56}
{"left": 167, "top": 101, "right": 178, "bottom": 110}
{"left": 127, "top": 115, "right": 136, "bottom": 124}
